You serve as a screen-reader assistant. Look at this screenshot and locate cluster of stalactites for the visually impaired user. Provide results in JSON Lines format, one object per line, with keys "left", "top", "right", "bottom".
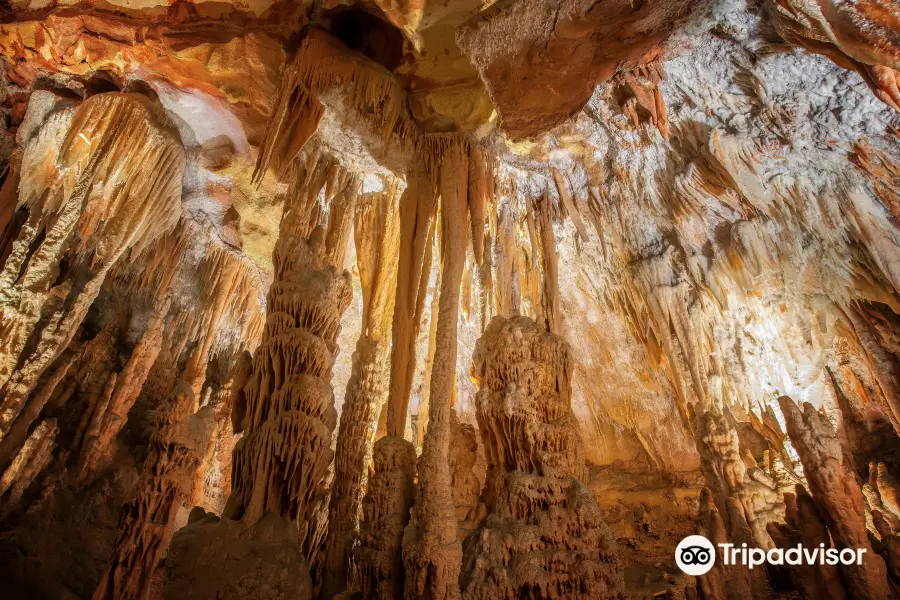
{"left": 0, "top": 93, "right": 185, "bottom": 448}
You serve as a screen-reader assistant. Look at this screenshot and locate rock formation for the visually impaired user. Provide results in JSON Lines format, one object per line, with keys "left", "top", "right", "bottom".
{"left": 0, "top": 92, "right": 184, "bottom": 449}
{"left": 357, "top": 436, "right": 418, "bottom": 600}
{"left": 449, "top": 410, "right": 484, "bottom": 541}
{"left": 778, "top": 396, "right": 892, "bottom": 599}
{"left": 0, "top": 1, "right": 900, "bottom": 599}
{"left": 93, "top": 381, "right": 212, "bottom": 600}
{"left": 320, "top": 182, "right": 400, "bottom": 599}
{"left": 402, "top": 138, "right": 468, "bottom": 600}
{"left": 462, "top": 315, "right": 625, "bottom": 599}
{"left": 691, "top": 406, "right": 784, "bottom": 549}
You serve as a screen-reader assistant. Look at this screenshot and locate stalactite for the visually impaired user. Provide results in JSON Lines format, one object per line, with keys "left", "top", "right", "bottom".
{"left": 534, "top": 192, "right": 560, "bottom": 334}
{"left": 778, "top": 396, "right": 891, "bottom": 599}
{"left": 357, "top": 436, "right": 418, "bottom": 599}
{"left": 0, "top": 347, "right": 76, "bottom": 475}
{"left": 76, "top": 300, "right": 169, "bottom": 482}
{"left": 402, "top": 139, "right": 468, "bottom": 600}
{"left": 320, "top": 183, "right": 401, "bottom": 600}
{"left": 93, "top": 381, "right": 212, "bottom": 600}
{"left": 386, "top": 165, "right": 439, "bottom": 438}
{"left": 493, "top": 204, "right": 519, "bottom": 318}
{"left": 257, "top": 29, "right": 448, "bottom": 174}
{"left": 0, "top": 93, "right": 185, "bottom": 446}
{"left": 0, "top": 418, "right": 58, "bottom": 508}
{"left": 461, "top": 315, "right": 624, "bottom": 599}
{"left": 416, "top": 266, "right": 441, "bottom": 449}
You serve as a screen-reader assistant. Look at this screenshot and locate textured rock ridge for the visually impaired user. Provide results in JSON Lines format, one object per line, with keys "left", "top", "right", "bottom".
{"left": 462, "top": 315, "right": 625, "bottom": 599}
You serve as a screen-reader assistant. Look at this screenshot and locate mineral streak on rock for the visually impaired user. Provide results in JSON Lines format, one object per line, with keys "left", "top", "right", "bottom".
{"left": 93, "top": 381, "right": 213, "bottom": 600}
{"left": 462, "top": 314, "right": 625, "bottom": 599}
{"left": 778, "top": 396, "right": 892, "bottom": 599}
{"left": 0, "top": 93, "right": 185, "bottom": 443}
{"left": 320, "top": 182, "right": 401, "bottom": 599}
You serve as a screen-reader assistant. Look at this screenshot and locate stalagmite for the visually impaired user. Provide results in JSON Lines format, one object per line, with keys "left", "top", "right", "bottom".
{"left": 225, "top": 222, "right": 351, "bottom": 527}
{"left": 691, "top": 406, "right": 783, "bottom": 549}
{"left": 93, "top": 381, "right": 212, "bottom": 600}
{"left": 0, "top": 93, "right": 184, "bottom": 442}
{"left": 778, "top": 396, "right": 891, "bottom": 599}
{"left": 163, "top": 147, "right": 351, "bottom": 600}
{"left": 196, "top": 352, "right": 252, "bottom": 515}
{"left": 449, "top": 410, "right": 484, "bottom": 541}
{"left": 357, "top": 436, "right": 418, "bottom": 600}
{"left": 696, "top": 488, "right": 753, "bottom": 600}
{"left": 767, "top": 486, "right": 847, "bottom": 600}
{"left": 320, "top": 183, "right": 401, "bottom": 599}
{"left": 462, "top": 315, "right": 625, "bottom": 599}
{"left": 402, "top": 139, "right": 468, "bottom": 600}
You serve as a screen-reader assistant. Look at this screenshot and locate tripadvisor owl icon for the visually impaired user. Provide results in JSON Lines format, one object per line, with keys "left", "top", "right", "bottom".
{"left": 676, "top": 535, "right": 716, "bottom": 576}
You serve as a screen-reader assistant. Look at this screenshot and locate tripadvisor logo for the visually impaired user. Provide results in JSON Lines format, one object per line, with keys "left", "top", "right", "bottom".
{"left": 675, "top": 535, "right": 868, "bottom": 576}
{"left": 676, "top": 535, "right": 716, "bottom": 576}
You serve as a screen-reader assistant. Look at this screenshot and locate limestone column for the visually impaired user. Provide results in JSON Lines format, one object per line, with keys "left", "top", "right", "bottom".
{"left": 320, "top": 183, "right": 400, "bottom": 599}
{"left": 461, "top": 315, "right": 625, "bottom": 599}
{"left": 402, "top": 140, "right": 468, "bottom": 600}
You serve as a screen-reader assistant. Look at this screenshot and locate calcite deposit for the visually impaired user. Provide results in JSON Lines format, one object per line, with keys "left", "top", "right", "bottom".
{"left": 0, "top": 0, "right": 900, "bottom": 599}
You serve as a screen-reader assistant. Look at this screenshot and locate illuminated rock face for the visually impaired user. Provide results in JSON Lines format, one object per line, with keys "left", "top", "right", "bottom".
{"left": 1, "top": 1, "right": 900, "bottom": 599}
